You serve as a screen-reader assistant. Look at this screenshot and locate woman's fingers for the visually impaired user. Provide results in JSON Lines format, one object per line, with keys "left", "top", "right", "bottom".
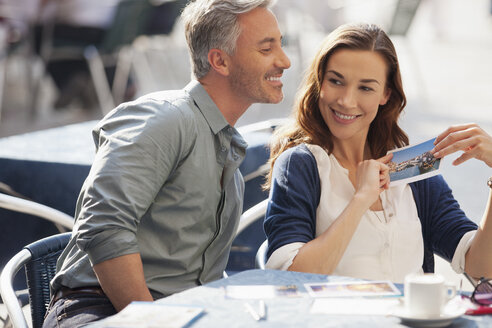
{"left": 432, "top": 125, "right": 479, "bottom": 157}
{"left": 433, "top": 135, "right": 478, "bottom": 159}
{"left": 452, "top": 151, "right": 475, "bottom": 166}
{"left": 432, "top": 123, "right": 492, "bottom": 167}
{"left": 377, "top": 153, "right": 393, "bottom": 164}
{"left": 379, "top": 162, "right": 390, "bottom": 189}
{"left": 433, "top": 123, "right": 478, "bottom": 145}
{"left": 355, "top": 160, "right": 389, "bottom": 203}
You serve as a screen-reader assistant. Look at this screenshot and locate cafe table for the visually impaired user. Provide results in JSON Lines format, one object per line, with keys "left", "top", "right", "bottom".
{"left": 86, "top": 269, "right": 491, "bottom": 328}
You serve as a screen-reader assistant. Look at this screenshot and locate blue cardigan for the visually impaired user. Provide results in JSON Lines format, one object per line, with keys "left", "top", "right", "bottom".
{"left": 264, "top": 144, "right": 478, "bottom": 273}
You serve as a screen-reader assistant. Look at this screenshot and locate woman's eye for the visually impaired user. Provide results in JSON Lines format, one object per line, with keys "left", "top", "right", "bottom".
{"left": 329, "top": 78, "right": 341, "bottom": 85}
{"left": 261, "top": 48, "right": 272, "bottom": 53}
{"left": 360, "top": 86, "right": 374, "bottom": 92}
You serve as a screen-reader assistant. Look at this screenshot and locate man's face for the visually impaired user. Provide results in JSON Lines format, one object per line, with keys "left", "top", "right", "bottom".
{"left": 228, "top": 7, "right": 291, "bottom": 106}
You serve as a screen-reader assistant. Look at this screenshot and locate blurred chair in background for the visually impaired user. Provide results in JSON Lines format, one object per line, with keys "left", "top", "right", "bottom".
{"left": 32, "top": 0, "right": 188, "bottom": 115}
{"left": 33, "top": 0, "right": 122, "bottom": 111}
{"left": 121, "top": 0, "right": 189, "bottom": 95}
{"left": 32, "top": 0, "right": 151, "bottom": 114}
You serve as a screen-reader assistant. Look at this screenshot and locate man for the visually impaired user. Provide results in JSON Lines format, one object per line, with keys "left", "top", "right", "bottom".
{"left": 42, "top": 0, "right": 290, "bottom": 326}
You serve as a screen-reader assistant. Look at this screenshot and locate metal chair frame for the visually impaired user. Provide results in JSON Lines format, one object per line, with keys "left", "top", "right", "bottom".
{"left": 255, "top": 239, "right": 268, "bottom": 270}
{"left": 0, "top": 193, "right": 74, "bottom": 230}
{"left": 0, "top": 232, "right": 72, "bottom": 328}
{"left": 0, "top": 192, "right": 73, "bottom": 327}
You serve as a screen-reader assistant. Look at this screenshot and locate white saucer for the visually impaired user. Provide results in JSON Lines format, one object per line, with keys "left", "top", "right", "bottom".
{"left": 391, "top": 304, "right": 466, "bottom": 328}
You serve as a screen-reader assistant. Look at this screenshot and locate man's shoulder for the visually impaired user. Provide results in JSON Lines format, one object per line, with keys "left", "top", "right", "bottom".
{"left": 94, "top": 88, "right": 200, "bottom": 143}
{"left": 114, "top": 88, "right": 200, "bottom": 128}
{"left": 135, "top": 88, "right": 196, "bottom": 115}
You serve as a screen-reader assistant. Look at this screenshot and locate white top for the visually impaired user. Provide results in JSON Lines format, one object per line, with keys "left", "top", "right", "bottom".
{"left": 266, "top": 144, "right": 475, "bottom": 283}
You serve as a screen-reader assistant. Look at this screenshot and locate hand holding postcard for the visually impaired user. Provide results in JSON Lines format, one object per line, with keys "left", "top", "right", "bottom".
{"left": 388, "top": 137, "right": 441, "bottom": 186}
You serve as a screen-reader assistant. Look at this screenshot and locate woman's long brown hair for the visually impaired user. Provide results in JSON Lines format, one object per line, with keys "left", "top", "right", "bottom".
{"left": 264, "top": 23, "right": 409, "bottom": 189}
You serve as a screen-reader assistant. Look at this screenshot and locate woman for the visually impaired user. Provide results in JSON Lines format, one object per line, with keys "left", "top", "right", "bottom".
{"left": 263, "top": 23, "right": 492, "bottom": 283}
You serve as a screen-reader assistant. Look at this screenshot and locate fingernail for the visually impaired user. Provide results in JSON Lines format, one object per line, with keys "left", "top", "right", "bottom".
{"left": 433, "top": 151, "right": 440, "bottom": 157}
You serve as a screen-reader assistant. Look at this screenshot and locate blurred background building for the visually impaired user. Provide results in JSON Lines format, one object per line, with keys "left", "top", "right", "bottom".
{"left": 1, "top": 0, "right": 491, "bottom": 137}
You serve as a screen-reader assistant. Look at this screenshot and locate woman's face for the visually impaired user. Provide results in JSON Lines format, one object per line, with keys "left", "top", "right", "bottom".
{"left": 319, "top": 49, "right": 390, "bottom": 145}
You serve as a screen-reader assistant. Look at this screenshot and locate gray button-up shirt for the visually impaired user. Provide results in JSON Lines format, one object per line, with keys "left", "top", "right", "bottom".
{"left": 51, "top": 81, "right": 248, "bottom": 298}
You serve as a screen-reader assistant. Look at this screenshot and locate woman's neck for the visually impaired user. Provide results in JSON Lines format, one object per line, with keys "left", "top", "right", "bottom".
{"left": 332, "top": 139, "right": 371, "bottom": 171}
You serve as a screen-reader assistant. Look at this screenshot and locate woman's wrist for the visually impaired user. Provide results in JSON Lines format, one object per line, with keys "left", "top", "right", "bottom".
{"left": 352, "top": 191, "right": 376, "bottom": 211}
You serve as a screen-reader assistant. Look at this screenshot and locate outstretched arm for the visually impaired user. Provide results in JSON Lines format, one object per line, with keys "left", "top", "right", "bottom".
{"left": 432, "top": 123, "right": 492, "bottom": 278}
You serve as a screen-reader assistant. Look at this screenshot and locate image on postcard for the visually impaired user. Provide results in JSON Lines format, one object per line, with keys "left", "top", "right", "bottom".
{"left": 304, "top": 281, "right": 401, "bottom": 298}
{"left": 387, "top": 137, "right": 441, "bottom": 186}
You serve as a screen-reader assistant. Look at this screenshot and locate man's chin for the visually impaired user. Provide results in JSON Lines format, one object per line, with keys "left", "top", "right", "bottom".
{"left": 264, "top": 90, "right": 284, "bottom": 104}
{"left": 270, "top": 93, "right": 284, "bottom": 104}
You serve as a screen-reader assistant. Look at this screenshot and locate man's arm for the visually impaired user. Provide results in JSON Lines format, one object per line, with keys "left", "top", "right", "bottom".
{"left": 93, "top": 253, "right": 154, "bottom": 311}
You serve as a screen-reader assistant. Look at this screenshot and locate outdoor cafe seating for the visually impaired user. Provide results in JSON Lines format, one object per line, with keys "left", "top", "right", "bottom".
{"left": 1, "top": 118, "right": 491, "bottom": 327}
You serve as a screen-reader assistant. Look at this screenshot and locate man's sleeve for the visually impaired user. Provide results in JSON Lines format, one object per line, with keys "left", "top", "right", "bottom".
{"left": 75, "top": 100, "right": 195, "bottom": 265}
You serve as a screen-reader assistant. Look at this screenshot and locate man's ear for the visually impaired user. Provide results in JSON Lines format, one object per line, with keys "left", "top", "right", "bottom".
{"left": 380, "top": 88, "right": 391, "bottom": 106}
{"left": 208, "top": 49, "right": 231, "bottom": 76}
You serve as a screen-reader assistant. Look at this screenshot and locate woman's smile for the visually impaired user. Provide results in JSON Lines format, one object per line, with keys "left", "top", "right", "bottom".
{"left": 331, "top": 108, "right": 362, "bottom": 124}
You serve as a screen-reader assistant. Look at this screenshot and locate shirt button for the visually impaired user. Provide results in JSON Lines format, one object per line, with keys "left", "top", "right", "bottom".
{"left": 221, "top": 146, "right": 227, "bottom": 152}
{"left": 228, "top": 127, "right": 232, "bottom": 133}
{"left": 233, "top": 155, "right": 239, "bottom": 160}
{"left": 384, "top": 242, "right": 390, "bottom": 248}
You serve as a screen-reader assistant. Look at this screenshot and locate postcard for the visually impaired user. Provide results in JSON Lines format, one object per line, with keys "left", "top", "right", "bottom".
{"left": 310, "top": 298, "right": 400, "bottom": 315}
{"left": 96, "top": 302, "right": 205, "bottom": 328}
{"left": 387, "top": 137, "right": 441, "bottom": 186}
{"left": 304, "top": 280, "right": 401, "bottom": 298}
{"left": 224, "top": 284, "right": 300, "bottom": 299}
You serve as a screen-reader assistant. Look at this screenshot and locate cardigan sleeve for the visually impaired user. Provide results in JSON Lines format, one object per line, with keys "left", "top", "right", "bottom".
{"left": 264, "top": 144, "right": 321, "bottom": 259}
{"left": 410, "top": 175, "right": 478, "bottom": 272}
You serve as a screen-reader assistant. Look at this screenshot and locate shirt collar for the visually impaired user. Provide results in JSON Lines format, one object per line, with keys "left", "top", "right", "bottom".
{"left": 185, "top": 80, "right": 229, "bottom": 135}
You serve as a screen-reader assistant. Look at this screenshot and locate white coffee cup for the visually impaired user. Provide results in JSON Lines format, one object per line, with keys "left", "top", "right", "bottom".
{"left": 404, "top": 273, "right": 456, "bottom": 318}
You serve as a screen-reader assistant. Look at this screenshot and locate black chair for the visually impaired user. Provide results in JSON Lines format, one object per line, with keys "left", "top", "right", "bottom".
{"left": 0, "top": 232, "right": 72, "bottom": 328}
{"left": 226, "top": 119, "right": 285, "bottom": 274}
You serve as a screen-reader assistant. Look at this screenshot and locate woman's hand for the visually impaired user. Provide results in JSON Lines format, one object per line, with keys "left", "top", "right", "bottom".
{"left": 289, "top": 153, "right": 393, "bottom": 275}
{"left": 432, "top": 123, "right": 492, "bottom": 167}
{"left": 354, "top": 153, "right": 392, "bottom": 205}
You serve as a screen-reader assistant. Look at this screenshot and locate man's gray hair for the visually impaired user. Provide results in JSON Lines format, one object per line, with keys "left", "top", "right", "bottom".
{"left": 182, "top": 0, "right": 274, "bottom": 79}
